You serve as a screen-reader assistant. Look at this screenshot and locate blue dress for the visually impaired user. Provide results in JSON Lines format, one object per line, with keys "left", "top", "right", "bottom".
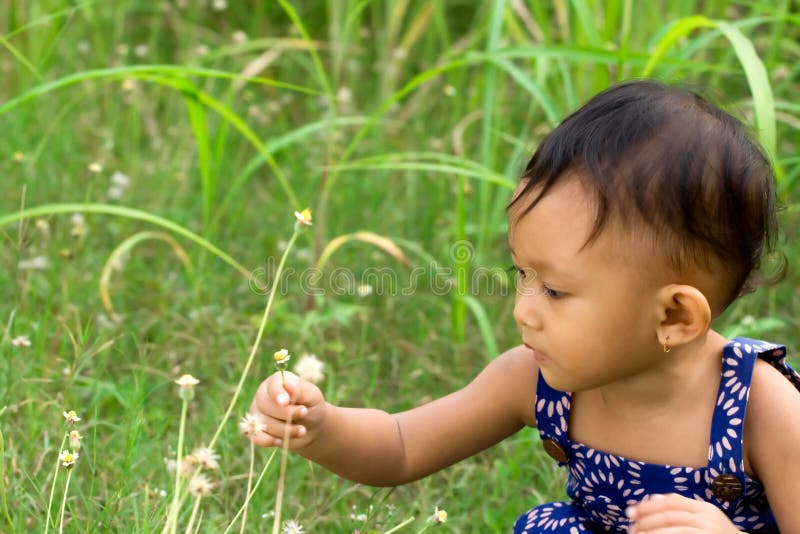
{"left": 514, "top": 337, "right": 800, "bottom": 533}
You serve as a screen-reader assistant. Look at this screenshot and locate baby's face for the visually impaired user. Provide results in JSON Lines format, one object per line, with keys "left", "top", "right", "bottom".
{"left": 508, "top": 178, "right": 668, "bottom": 392}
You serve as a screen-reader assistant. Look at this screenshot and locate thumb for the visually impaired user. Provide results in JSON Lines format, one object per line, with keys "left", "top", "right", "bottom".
{"left": 280, "top": 372, "right": 321, "bottom": 407}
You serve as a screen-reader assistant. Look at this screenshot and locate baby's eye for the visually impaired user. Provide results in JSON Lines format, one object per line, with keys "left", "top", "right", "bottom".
{"left": 542, "top": 285, "right": 566, "bottom": 299}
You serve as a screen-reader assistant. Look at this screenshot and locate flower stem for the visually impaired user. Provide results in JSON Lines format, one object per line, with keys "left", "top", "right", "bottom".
{"left": 207, "top": 227, "right": 301, "bottom": 450}
{"left": 239, "top": 440, "right": 255, "bottom": 534}
{"left": 165, "top": 398, "right": 189, "bottom": 534}
{"left": 184, "top": 495, "right": 202, "bottom": 534}
{"left": 44, "top": 434, "right": 67, "bottom": 534}
{"left": 57, "top": 469, "right": 73, "bottom": 534}
{"left": 384, "top": 516, "right": 416, "bottom": 534}
{"left": 221, "top": 449, "right": 277, "bottom": 534}
{"left": 271, "top": 411, "right": 294, "bottom": 534}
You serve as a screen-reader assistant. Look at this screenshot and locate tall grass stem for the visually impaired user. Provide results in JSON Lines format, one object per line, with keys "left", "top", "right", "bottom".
{"left": 165, "top": 398, "right": 189, "bottom": 534}
{"left": 240, "top": 441, "right": 255, "bottom": 534}
{"left": 57, "top": 469, "right": 73, "bottom": 534}
{"left": 44, "top": 434, "right": 67, "bottom": 534}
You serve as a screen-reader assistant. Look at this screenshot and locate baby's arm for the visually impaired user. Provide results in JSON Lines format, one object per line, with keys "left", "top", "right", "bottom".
{"left": 744, "top": 358, "right": 800, "bottom": 531}
{"left": 247, "top": 345, "right": 537, "bottom": 486}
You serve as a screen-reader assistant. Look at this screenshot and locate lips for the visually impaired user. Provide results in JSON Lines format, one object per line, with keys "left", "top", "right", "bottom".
{"left": 524, "top": 342, "right": 550, "bottom": 364}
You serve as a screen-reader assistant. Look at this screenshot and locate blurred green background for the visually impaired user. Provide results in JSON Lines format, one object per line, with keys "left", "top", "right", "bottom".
{"left": 1, "top": 0, "right": 799, "bottom": 532}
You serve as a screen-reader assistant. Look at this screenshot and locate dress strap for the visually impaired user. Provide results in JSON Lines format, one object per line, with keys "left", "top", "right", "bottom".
{"left": 535, "top": 371, "right": 572, "bottom": 463}
{"left": 706, "top": 337, "right": 786, "bottom": 511}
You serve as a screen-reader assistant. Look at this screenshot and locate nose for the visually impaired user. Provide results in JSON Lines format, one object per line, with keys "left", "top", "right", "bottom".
{"left": 514, "top": 292, "right": 543, "bottom": 330}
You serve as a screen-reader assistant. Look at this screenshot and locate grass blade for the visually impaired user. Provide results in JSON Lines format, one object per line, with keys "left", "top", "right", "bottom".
{"left": 0, "top": 203, "right": 250, "bottom": 279}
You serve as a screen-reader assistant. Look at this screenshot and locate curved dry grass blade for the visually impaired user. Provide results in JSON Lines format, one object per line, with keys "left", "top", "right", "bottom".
{"left": 99, "top": 231, "right": 194, "bottom": 316}
{"left": 315, "top": 232, "right": 410, "bottom": 273}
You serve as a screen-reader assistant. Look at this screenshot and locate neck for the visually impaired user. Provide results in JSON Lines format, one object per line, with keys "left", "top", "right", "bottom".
{"left": 593, "top": 330, "right": 728, "bottom": 418}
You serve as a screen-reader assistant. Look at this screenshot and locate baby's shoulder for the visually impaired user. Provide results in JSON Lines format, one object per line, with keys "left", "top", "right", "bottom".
{"left": 749, "top": 356, "right": 800, "bottom": 409}
{"left": 745, "top": 358, "right": 800, "bottom": 475}
{"left": 487, "top": 345, "right": 539, "bottom": 428}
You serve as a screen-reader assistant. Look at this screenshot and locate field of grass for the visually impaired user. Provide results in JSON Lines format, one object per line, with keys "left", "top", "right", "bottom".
{"left": 2, "top": 1, "right": 800, "bottom": 532}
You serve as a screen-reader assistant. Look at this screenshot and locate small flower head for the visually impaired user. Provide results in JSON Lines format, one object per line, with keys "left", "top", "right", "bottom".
{"left": 280, "top": 519, "right": 305, "bottom": 534}
{"left": 12, "top": 151, "right": 24, "bottom": 162}
{"left": 356, "top": 283, "right": 373, "bottom": 297}
{"left": 188, "top": 474, "right": 214, "bottom": 496}
{"left": 178, "top": 455, "right": 197, "bottom": 478}
{"left": 69, "top": 430, "right": 83, "bottom": 450}
{"left": 191, "top": 446, "right": 219, "bottom": 470}
{"left": 273, "top": 348, "right": 291, "bottom": 367}
{"left": 239, "top": 413, "right": 267, "bottom": 437}
{"left": 294, "top": 354, "right": 324, "bottom": 384}
{"left": 59, "top": 449, "right": 79, "bottom": 468}
{"left": 63, "top": 410, "right": 81, "bottom": 425}
{"left": 175, "top": 374, "right": 199, "bottom": 400}
{"left": 430, "top": 506, "right": 447, "bottom": 524}
{"left": 12, "top": 335, "right": 31, "bottom": 347}
{"left": 293, "top": 208, "right": 313, "bottom": 228}
{"left": 87, "top": 161, "right": 103, "bottom": 173}
{"left": 18, "top": 255, "right": 49, "bottom": 270}
{"left": 70, "top": 213, "right": 87, "bottom": 238}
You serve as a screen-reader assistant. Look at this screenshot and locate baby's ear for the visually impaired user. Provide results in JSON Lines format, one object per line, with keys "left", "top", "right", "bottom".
{"left": 654, "top": 284, "right": 711, "bottom": 348}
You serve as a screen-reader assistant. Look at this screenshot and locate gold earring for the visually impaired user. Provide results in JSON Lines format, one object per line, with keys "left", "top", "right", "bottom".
{"left": 663, "top": 336, "right": 671, "bottom": 353}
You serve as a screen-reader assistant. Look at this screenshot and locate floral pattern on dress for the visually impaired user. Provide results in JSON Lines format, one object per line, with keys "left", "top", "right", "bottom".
{"left": 514, "top": 338, "right": 795, "bottom": 533}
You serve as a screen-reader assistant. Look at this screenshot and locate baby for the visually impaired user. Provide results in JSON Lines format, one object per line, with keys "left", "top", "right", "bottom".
{"left": 248, "top": 81, "right": 800, "bottom": 533}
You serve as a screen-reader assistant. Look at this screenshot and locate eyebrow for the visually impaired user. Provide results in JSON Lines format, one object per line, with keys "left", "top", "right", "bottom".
{"left": 508, "top": 238, "right": 572, "bottom": 279}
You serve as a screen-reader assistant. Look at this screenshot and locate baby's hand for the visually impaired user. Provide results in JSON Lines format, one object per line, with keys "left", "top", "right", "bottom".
{"left": 627, "top": 493, "right": 740, "bottom": 533}
{"left": 246, "top": 371, "right": 325, "bottom": 449}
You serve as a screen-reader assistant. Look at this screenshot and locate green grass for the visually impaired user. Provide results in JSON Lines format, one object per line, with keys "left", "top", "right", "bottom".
{"left": 1, "top": 1, "right": 800, "bottom": 532}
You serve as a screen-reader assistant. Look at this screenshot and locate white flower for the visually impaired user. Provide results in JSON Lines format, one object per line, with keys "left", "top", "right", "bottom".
{"left": 294, "top": 354, "right": 324, "bottom": 384}
{"left": 175, "top": 374, "right": 199, "bottom": 389}
{"left": 11, "top": 335, "right": 31, "bottom": 347}
{"left": 175, "top": 374, "right": 200, "bottom": 400}
{"left": 108, "top": 186, "right": 125, "bottom": 200}
{"left": 293, "top": 208, "right": 312, "bottom": 227}
{"left": 179, "top": 456, "right": 197, "bottom": 478}
{"left": 63, "top": 410, "right": 81, "bottom": 424}
{"left": 35, "top": 219, "right": 50, "bottom": 240}
{"left": 336, "top": 86, "right": 353, "bottom": 104}
{"left": 108, "top": 171, "right": 131, "bottom": 200}
{"left": 133, "top": 44, "right": 149, "bottom": 58}
{"left": 239, "top": 413, "right": 267, "bottom": 437}
{"left": 211, "top": 0, "right": 227, "bottom": 11}
{"left": 356, "top": 283, "right": 373, "bottom": 297}
{"left": 273, "top": 349, "right": 291, "bottom": 366}
{"left": 188, "top": 474, "right": 214, "bottom": 496}
{"left": 69, "top": 430, "right": 83, "bottom": 450}
{"left": 232, "top": 30, "right": 248, "bottom": 44}
{"left": 281, "top": 519, "right": 305, "bottom": 534}
{"left": 59, "top": 450, "right": 79, "bottom": 468}
{"left": 17, "top": 256, "right": 49, "bottom": 270}
{"left": 87, "top": 162, "right": 103, "bottom": 173}
{"left": 430, "top": 506, "right": 448, "bottom": 524}
{"left": 191, "top": 446, "right": 219, "bottom": 470}
{"left": 70, "top": 213, "right": 87, "bottom": 238}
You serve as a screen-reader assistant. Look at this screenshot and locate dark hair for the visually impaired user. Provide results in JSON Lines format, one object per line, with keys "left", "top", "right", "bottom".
{"left": 508, "top": 80, "right": 781, "bottom": 310}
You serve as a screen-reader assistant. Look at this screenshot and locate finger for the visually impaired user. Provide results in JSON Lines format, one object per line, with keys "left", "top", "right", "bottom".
{"left": 257, "top": 413, "right": 308, "bottom": 440}
{"left": 630, "top": 493, "right": 698, "bottom": 516}
{"left": 266, "top": 372, "right": 295, "bottom": 406}
{"left": 630, "top": 527, "right": 697, "bottom": 534}
{"left": 281, "top": 372, "right": 322, "bottom": 407}
{"left": 253, "top": 385, "right": 309, "bottom": 421}
{"left": 629, "top": 510, "right": 697, "bottom": 531}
